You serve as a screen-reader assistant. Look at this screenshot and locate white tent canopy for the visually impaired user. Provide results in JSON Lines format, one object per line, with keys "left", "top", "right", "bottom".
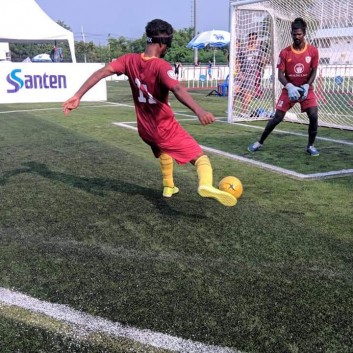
{"left": 0, "top": 0, "right": 76, "bottom": 62}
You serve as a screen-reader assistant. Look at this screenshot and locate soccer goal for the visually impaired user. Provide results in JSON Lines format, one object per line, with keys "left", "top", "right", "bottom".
{"left": 228, "top": 0, "right": 353, "bottom": 130}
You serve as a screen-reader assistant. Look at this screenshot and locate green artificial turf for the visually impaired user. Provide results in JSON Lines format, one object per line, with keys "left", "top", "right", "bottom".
{"left": 0, "top": 81, "right": 352, "bottom": 353}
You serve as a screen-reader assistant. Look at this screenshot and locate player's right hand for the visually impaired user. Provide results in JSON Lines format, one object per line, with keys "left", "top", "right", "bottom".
{"left": 62, "top": 96, "right": 80, "bottom": 115}
{"left": 197, "top": 110, "right": 215, "bottom": 125}
{"left": 285, "top": 83, "right": 302, "bottom": 101}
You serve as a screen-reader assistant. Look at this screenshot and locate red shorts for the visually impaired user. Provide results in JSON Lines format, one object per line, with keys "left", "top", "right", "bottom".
{"left": 276, "top": 89, "right": 318, "bottom": 112}
{"left": 139, "top": 121, "right": 203, "bottom": 165}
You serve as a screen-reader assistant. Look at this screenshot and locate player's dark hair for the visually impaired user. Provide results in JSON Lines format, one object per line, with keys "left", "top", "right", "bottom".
{"left": 145, "top": 19, "right": 174, "bottom": 47}
{"left": 291, "top": 17, "right": 307, "bottom": 35}
{"left": 146, "top": 19, "right": 173, "bottom": 37}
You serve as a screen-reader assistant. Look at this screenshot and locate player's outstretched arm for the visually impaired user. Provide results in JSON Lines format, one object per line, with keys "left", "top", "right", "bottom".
{"left": 171, "top": 84, "right": 215, "bottom": 125}
{"left": 62, "top": 64, "right": 115, "bottom": 116}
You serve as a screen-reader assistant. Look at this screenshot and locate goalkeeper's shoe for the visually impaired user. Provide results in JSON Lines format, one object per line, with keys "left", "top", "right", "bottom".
{"left": 198, "top": 185, "right": 237, "bottom": 207}
{"left": 306, "top": 146, "right": 319, "bottom": 156}
{"left": 248, "top": 141, "right": 262, "bottom": 152}
{"left": 163, "top": 186, "right": 179, "bottom": 198}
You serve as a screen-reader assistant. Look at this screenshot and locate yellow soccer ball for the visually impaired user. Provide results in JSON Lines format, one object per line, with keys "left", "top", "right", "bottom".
{"left": 218, "top": 176, "right": 243, "bottom": 199}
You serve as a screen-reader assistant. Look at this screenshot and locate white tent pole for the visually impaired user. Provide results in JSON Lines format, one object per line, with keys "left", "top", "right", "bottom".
{"left": 81, "top": 26, "right": 87, "bottom": 63}
{"left": 68, "top": 37, "right": 77, "bottom": 63}
{"left": 193, "top": 0, "right": 198, "bottom": 65}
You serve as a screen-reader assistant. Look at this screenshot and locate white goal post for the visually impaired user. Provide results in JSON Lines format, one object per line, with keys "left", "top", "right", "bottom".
{"left": 228, "top": 0, "right": 353, "bottom": 130}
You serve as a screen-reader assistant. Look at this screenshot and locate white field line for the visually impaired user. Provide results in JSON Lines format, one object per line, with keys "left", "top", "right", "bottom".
{"left": 173, "top": 113, "right": 353, "bottom": 146}
{"left": 0, "top": 287, "right": 239, "bottom": 353}
{"left": 0, "top": 104, "right": 112, "bottom": 115}
{"left": 202, "top": 146, "right": 353, "bottom": 180}
{"left": 230, "top": 121, "right": 353, "bottom": 146}
{"left": 2, "top": 102, "right": 352, "bottom": 146}
{"left": 2, "top": 104, "right": 352, "bottom": 178}
{"left": 112, "top": 122, "right": 353, "bottom": 180}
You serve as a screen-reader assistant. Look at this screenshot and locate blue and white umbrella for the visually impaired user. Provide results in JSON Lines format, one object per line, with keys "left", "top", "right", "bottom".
{"left": 187, "top": 30, "right": 230, "bottom": 49}
{"left": 32, "top": 53, "right": 52, "bottom": 62}
{"left": 187, "top": 30, "right": 230, "bottom": 65}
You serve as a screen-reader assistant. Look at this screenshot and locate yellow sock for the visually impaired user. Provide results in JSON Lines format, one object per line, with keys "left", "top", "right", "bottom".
{"left": 159, "top": 153, "right": 174, "bottom": 187}
{"left": 195, "top": 155, "right": 213, "bottom": 186}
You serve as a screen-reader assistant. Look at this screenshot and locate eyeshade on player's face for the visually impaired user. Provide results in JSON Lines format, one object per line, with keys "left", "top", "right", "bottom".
{"left": 291, "top": 28, "right": 305, "bottom": 50}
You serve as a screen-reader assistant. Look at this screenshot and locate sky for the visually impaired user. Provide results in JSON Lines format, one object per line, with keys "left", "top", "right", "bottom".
{"left": 35, "top": 0, "right": 231, "bottom": 44}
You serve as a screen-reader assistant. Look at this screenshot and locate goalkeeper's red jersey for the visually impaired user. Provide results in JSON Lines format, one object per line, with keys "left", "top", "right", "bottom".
{"left": 109, "top": 53, "right": 202, "bottom": 164}
{"left": 277, "top": 43, "right": 319, "bottom": 87}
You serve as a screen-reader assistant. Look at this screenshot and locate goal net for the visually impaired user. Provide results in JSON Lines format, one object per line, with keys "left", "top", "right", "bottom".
{"left": 228, "top": 0, "right": 353, "bottom": 130}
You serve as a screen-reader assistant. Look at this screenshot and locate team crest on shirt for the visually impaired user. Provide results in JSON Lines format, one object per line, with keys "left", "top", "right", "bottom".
{"left": 294, "top": 63, "right": 304, "bottom": 74}
{"left": 305, "top": 56, "right": 311, "bottom": 64}
{"left": 168, "top": 70, "right": 177, "bottom": 80}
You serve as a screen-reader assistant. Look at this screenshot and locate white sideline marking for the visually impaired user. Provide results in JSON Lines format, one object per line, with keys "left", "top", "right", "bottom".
{"left": 0, "top": 287, "right": 239, "bottom": 353}
{"left": 202, "top": 146, "right": 353, "bottom": 180}
{"left": 231, "top": 122, "right": 353, "bottom": 146}
{"left": 0, "top": 104, "right": 112, "bottom": 115}
{"left": 112, "top": 122, "right": 353, "bottom": 180}
{"left": 133, "top": 111, "right": 353, "bottom": 146}
{"left": 1, "top": 102, "right": 353, "bottom": 145}
{"left": 2, "top": 104, "right": 351, "bottom": 179}
{"left": 113, "top": 122, "right": 138, "bottom": 131}
{"left": 3, "top": 103, "right": 351, "bottom": 147}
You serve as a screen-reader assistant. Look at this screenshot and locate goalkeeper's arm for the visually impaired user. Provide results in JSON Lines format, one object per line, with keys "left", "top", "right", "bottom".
{"left": 278, "top": 69, "right": 290, "bottom": 87}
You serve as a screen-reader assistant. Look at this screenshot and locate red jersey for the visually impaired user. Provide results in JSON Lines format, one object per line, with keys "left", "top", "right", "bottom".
{"left": 109, "top": 53, "right": 202, "bottom": 164}
{"left": 110, "top": 53, "right": 179, "bottom": 141}
{"left": 277, "top": 43, "right": 319, "bottom": 86}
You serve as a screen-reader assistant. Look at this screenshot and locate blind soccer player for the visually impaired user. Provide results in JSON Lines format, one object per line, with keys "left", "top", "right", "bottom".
{"left": 63, "top": 19, "right": 237, "bottom": 206}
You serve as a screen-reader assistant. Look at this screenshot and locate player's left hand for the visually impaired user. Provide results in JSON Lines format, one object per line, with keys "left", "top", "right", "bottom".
{"left": 300, "top": 84, "right": 310, "bottom": 101}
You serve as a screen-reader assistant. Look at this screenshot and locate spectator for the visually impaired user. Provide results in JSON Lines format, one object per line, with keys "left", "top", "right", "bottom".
{"left": 234, "top": 32, "right": 267, "bottom": 116}
{"left": 174, "top": 61, "right": 182, "bottom": 80}
{"left": 207, "top": 60, "right": 213, "bottom": 79}
{"left": 255, "top": 40, "right": 271, "bottom": 97}
{"left": 50, "top": 45, "right": 63, "bottom": 62}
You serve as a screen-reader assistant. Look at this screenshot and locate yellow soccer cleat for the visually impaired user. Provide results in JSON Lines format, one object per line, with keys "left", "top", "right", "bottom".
{"left": 163, "top": 186, "right": 179, "bottom": 198}
{"left": 198, "top": 185, "right": 237, "bottom": 207}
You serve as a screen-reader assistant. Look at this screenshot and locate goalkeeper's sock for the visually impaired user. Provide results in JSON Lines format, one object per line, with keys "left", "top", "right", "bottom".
{"left": 159, "top": 153, "right": 174, "bottom": 188}
{"left": 195, "top": 155, "right": 213, "bottom": 186}
{"left": 308, "top": 116, "right": 318, "bottom": 146}
{"left": 259, "top": 114, "right": 282, "bottom": 144}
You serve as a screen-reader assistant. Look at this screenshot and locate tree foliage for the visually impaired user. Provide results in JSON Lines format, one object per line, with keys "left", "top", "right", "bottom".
{"left": 9, "top": 21, "right": 229, "bottom": 65}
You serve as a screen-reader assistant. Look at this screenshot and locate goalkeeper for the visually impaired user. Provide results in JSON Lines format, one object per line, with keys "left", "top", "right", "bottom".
{"left": 248, "top": 17, "right": 320, "bottom": 156}
{"left": 63, "top": 19, "right": 236, "bottom": 206}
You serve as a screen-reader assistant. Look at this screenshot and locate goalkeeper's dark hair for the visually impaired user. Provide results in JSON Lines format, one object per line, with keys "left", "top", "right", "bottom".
{"left": 291, "top": 17, "right": 307, "bottom": 35}
{"left": 145, "top": 19, "right": 173, "bottom": 38}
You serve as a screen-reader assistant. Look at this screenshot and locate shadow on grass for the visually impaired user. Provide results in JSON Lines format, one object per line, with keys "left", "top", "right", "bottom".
{"left": 1, "top": 161, "right": 205, "bottom": 219}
